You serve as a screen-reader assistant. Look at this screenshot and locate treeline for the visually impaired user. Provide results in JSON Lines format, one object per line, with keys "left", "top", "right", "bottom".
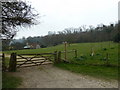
{"left": 43, "top": 23, "right": 118, "bottom": 45}
{"left": 3, "top": 22, "right": 120, "bottom": 50}
{"left": 24, "top": 23, "right": 118, "bottom": 45}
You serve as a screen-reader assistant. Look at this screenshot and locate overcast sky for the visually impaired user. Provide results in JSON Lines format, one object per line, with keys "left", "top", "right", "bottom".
{"left": 15, "top": 0, "right": 119, "bottom": 39}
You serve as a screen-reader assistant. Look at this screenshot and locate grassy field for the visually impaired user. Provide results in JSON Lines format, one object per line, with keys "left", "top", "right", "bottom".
{"left": 4, "top": 41, "right": 119, "bottom": 80}
{"left": 4, "top": 41, "right": 118, "bottom": 66}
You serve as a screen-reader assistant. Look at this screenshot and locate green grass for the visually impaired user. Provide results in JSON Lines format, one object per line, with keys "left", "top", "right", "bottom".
{"left": 5, "top": 41, "right": 118, "bottom": 66}
{"left": 54, "top": 62, "right": 118, "bottom": 80}
{"left": 2, "top": 57, "right": 22, "bottom": 88}
{"left": 2, "top": 72, "right": 22, "bottom": 88}
{"left": 4, "top": 41, "right": 119, "bottom": 80}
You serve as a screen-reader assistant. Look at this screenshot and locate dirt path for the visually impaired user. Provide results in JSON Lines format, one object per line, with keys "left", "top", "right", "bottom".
{"left": 10, "top": 64, "right": 118, "bottom": 88}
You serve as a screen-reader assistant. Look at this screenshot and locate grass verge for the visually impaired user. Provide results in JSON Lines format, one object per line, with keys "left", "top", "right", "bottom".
{"left": 54, "top": 62, "right": 118, "bottom": 80}
{"left": 2, "top": 72, "right": 22, "bottom": 88}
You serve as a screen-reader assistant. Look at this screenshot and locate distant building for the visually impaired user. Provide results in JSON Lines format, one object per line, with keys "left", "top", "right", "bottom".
{"left": 36, "top": 44, "right": 40, "bottom": 49}
{"left": 23, "top": 43, "right": 41, "bottom": 49}
{"left": 24, "top": 43, "right": 31, "bottom": 49}
{"left": 24, "top": 45, "right": 31, "bottom": 49}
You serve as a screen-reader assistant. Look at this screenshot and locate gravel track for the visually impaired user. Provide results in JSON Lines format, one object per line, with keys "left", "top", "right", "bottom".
{"left": 10, "top": 64, "right": 118, "bottom": 88}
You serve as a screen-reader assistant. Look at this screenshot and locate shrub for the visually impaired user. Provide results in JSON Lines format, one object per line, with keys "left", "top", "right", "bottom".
{"left": 103, "top": 48, "right": 107, "bottom": 51}
{"left": 110, "top": 47, "right": 115, "bottom": 49}
{"left": 113, "top": 33, "right": 120, "bottom": 43}
{"left": 40, "top": 45, "right": 47, "bottom": 48}
{"left": 75, "top": 55, "right": 87, "bottom": 61}
{"left": 96, "top": 53, "right": 100, "bottom": 56}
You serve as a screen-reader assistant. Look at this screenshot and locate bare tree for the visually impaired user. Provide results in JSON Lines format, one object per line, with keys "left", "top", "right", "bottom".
{"left": 1, "top": 1, "right": 39, "bottom": 39}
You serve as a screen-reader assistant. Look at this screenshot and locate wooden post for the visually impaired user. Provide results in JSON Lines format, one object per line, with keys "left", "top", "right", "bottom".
{"left": 58, "top": 51, "right": 61, "bottom": 63}
{"left": 109, "top": 41, "right": 111, "bottom": 49}
{"left": 91, "top": 47, "right": 94, "bottom": 56}
{"left": 64, "top": 41, "right": 67, "bottom": 60}
{"left": 9, "top": 53, "right": 17, "bottom": 72}
{"left": 101, "top": 42, "right": 102, "bottom": 50}
{"left": 2, "top": 53, "right": 6, "bottom": 72}
{"left": 106, "top": 53, "right": 109, "bottom": 66}
{"left": 54, "top": 51, "right": 58, "bottom": 63}
{"left": 75, "top": 50, "right": 77, "bottom": 58}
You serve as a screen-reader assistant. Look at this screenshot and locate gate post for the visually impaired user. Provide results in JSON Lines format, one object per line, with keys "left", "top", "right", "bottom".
{"left": 58, "top": 51, "right": 61, "bottom": 63}
{"left": 54, "top": 51, "right": 58, "bottom": 63}
{"left": 2, "top": 53, "right": 6, "bottom": 72}
{"left": 75, "top": 50, "right": 77, "bottom": 58}
{"left": 9, "top": 53, "right": 17, "bottom": 72}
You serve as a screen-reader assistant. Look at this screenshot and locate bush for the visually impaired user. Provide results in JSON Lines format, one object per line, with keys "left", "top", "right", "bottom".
{"left": 103, "top": 48, "right": 107, "bottom": 51}
{"left": 113, "top": 33, "right": 120, "bottom": 43}
{"left": 110, "top": 47, "right": 115, "bottom": 49}
{"left": 40, "top": 45, "right": 47, "bottom": 48}
{"left": 75, "top": 55, "right": 87, "bottom": 60}
{"left": 96, "top": 53, "right": 100, "bottom": 56}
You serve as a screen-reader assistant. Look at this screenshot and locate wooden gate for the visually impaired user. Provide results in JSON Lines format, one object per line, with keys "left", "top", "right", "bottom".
{"left": 9, "top": 51, "right": 58, "bottom": 71}
{"left": 16, "top": 53, "right": 56, "bottom": 68}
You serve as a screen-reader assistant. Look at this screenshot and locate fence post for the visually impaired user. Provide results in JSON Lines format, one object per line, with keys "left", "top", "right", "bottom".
{"left": 64, "top": 42, "right": 67, "bottom": 60}
{"left": 54, "top": 51, "right": 58, "bottom": 63}
{"left": 9, "top": 53, "right": 17, "bottom": 72}
{"left": 106, "top": 53, "right": 109, "bottom": 66}
{"left": 58, "top": 51, "right": 61, "bottom": 63}
{"left": 2, "top": 53, "right": 6, "bottom": 72}
{"left": 75, "top": 50, "right": 77, "bottom": 58}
